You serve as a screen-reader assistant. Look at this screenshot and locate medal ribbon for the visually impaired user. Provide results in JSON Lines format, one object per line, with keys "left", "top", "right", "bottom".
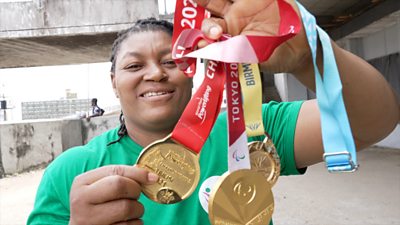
{"left": 190, "top": 0, "right": 300, "bottom": 215}
{"left": 172, "top": 0, "right": 301, "bottom": 152}
{"left": 239, "top": 63, "right": 265, "bottom": 136}
{"left": 176, "top": 0, "right": 301, "bottom": 64}
{"left": 172, "top": 0, "right": 209, "bottom": 77}
{"left": 226, "top": 63, "right": 251, "bottom": 172}
{"left": 171, "top": 60, "right": 225, "bottom": 153}
{"left": 170, "top": 0, "right": 225, "bottom": 153}
{"left": 297, "top": 2, "right": 357, "bottom": 172}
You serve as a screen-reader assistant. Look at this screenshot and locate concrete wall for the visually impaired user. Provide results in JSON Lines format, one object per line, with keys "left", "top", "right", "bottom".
{"left": 81, "top": 114, "right": 119, "bottom": 144}
{"left": 0, "top": 0, "right": 158, "bottom": 38}
{"left": 337, "top": 21, "right": 400, "bottom": 60}
{"left": 0, "top": 119, "right": 63, "bottom": 176}
{"left": 0, "top": 114, "right": 119, "bottom": 177}
{"left": 274, "top": 73, "right": 308, "bottom": 102}
{"left": 363, "top": 22, "right": 400, "bottom": 60}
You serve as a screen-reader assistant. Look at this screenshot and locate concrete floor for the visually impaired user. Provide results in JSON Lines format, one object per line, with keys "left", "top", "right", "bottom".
{"left": 0, "top": 147, "right": 399, "bottom": 225}
{"left": 273, "top": 147, "right": 400, "bottom": 225}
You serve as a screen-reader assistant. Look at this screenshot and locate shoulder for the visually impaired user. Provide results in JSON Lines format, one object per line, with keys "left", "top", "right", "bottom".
{"left": 28, "top": 127, "right": 126, "bottom": 224}
{"left": 47, "top": 127, "right": 120, "bottom": 176}
{"left": 263, "top": 101, "right": 305, "bottom": 175}
{"left": 262, "top": 101, "right": 304, "bottom": 117}
{"left": 38, "top": 127, "right": 121, "bottom": 200}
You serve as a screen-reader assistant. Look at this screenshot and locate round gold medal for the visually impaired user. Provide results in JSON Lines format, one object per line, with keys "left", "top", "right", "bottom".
{"left": 249, "top": 136, "right": 280, "bottom": 186}
{"left": 208, "top": 169, "right": 274, "bottom": 225}
{"left": 136, "top": 135, "right": 200, "bottom": 204}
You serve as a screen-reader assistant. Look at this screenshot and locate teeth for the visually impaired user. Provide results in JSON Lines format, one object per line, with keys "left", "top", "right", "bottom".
{"left": 143, "top": 91, "right": 168, "bottom": 97}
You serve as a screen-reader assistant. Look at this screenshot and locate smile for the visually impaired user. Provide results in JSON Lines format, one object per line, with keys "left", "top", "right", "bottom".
{"left": 141, "top": 91, "right": 173, "bottom": 97}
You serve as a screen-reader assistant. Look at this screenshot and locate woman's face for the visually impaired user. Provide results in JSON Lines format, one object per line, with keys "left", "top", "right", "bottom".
{"left": 111, "top": 30, "right": 192, "bottom": 135}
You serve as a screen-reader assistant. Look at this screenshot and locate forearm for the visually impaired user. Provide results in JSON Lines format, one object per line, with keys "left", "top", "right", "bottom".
{"left": 293, "top": 41, "right": 399, "bottom": 149}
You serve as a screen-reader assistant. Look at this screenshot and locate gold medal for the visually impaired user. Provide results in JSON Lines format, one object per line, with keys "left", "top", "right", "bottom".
{"left": 136, "top": 134, "right": 200, "bottom": 204}
{"left": 249, "top": 136, "right": 280, "bottom": 186}
{"left": 208, "top": 169, "right": 274, "bottom": 225}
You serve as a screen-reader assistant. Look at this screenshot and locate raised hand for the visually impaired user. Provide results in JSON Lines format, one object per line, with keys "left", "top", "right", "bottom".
{"left": 195, "top": 0, "right": 312, "bottom": 74}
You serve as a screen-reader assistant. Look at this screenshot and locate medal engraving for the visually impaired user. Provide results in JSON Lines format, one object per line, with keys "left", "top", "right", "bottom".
{"left": 157, "top": 188, "right": 181, "bottom": 204}
{"left": 137, "top": 135, "right": 200, "bottom": 204}
{"left": 247, "top": 204, "right": 274, "bottom": 225}
{"left": 208, "top": 169, "right": 274, "bottom": 225}
{"left": 249, "top": 136, "right": 280, "bottom": 186}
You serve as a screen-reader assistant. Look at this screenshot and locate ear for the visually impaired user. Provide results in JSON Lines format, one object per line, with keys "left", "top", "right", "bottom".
{"left": 110, "top": 72, "right": 119, "bottom": 98}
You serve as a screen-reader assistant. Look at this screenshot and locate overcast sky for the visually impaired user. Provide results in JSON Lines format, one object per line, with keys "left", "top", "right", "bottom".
{"left": 158, "top": 0, "right": 176, "bottom": 14}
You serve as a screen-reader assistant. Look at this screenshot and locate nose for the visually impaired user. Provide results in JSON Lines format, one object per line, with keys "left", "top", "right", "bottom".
{"left": 144, "top": 62, "right": 167, "bottom": 82}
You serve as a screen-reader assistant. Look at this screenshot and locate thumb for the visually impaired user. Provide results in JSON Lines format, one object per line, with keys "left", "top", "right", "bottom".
{"left": 74, "top": 165, "right": 159, "bottom": 186}
{"left": 201, "top": 18, "right": 226, "bottom": 40}
{"left": 133, "top": 165, "right": 159, "bottom": 185}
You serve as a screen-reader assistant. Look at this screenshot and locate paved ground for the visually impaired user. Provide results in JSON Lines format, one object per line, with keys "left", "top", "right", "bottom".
{"left": 0, "top": 169, "right": 43, "bottom": 225}
{"left": 0, "top": 147, "right": 399, "bottom": 225}
{"left": 273, "top": 147, "right": 400, "bottom": 225}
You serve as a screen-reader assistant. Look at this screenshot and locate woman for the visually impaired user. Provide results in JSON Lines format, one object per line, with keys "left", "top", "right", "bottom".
{"left": 28, "top": 1, "right": 398, "bottom": 224}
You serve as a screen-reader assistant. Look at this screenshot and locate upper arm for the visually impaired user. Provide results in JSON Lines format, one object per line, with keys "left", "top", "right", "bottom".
{"left": 293, "top": 99, "right": 324, "bottom": 168}
{"left": 261, "top": 101, "right": 305, "bottom": 175}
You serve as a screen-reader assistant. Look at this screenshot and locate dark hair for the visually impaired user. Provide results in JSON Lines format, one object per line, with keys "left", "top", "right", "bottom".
{"left": 109, "top": 17, "right": 173, "bottom": 73}
{"left": 107, "top": 18, "right": 173, "bottom": 146}
{"left": 107, "top": 112, "right": 127, "bottom": 146}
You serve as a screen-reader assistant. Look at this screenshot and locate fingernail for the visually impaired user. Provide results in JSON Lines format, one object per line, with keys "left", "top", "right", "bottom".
{"left": 209, "top": 26, "right": 220, "bottom": 38}
{"left": 147, "top": 172, "right": 159, "bottom": 182}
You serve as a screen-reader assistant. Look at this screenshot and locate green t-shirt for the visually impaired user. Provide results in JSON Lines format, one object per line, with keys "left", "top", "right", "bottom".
{"left": 28, "top": 101, "right": 304, "bottom": 225}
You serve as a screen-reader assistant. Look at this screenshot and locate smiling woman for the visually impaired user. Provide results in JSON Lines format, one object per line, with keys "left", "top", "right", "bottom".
{"left": 27, "top": 2, "right": 398, "bottom": 223}
{"left": 110, "top": 19, "right": 193, "bottom": 147}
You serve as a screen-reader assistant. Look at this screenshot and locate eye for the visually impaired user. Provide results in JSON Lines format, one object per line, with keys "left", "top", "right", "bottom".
{"left": 124, "top": 63, "right": 143, "bottom": 72}
{"left": 162, "top": 60, "right": 177, "bottom": 68}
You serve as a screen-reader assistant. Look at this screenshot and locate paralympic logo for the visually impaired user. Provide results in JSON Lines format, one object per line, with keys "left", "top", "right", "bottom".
{"left": 198, "top": 176, "right": 220, "bottom": 213}
{"left": 202, "top": 188, "right": 211, "bottom": 202}
{"left": 233, "top": 149, "right": 246, "bottom": 162}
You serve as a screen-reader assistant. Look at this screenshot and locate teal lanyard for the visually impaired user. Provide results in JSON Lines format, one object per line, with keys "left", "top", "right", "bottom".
{"left": 297, "top": 2, "right": 358, "bottom": 172}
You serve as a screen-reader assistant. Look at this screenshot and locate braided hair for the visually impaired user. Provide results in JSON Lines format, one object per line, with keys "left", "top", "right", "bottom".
{"left": 107, "top": 18, "right": 174, "bottom": 146}
{"left": 110, "top": 17, "right": 173, "bottom": 73}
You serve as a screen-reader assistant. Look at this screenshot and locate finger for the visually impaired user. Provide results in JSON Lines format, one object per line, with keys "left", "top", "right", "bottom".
{"left": 112, "top": 219, "right": 143, "bottom": 225}
{"left": 201, "top": 18, "right": 226, "bottom": 40}
{"left": 195, "top": 0, "right": 232, "bottom": 17}
{"left": 73, "top": 165, "right": 158, "bottom": 186}
{"left": 91, "top": 199, "right": 144, "bottom": 225}
{"left": 85, "top": 175, "right": 142, "bottom": 204}
{"left": 197, "top": 39, "right": 209, "bottom": 49}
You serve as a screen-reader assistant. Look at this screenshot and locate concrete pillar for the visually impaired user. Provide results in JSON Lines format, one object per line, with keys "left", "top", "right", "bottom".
{"left": 274, "top": 73, "right": 309, "bottom": 102}
{"left": 61, "top": 119, "right": 83, "bottom": 151}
